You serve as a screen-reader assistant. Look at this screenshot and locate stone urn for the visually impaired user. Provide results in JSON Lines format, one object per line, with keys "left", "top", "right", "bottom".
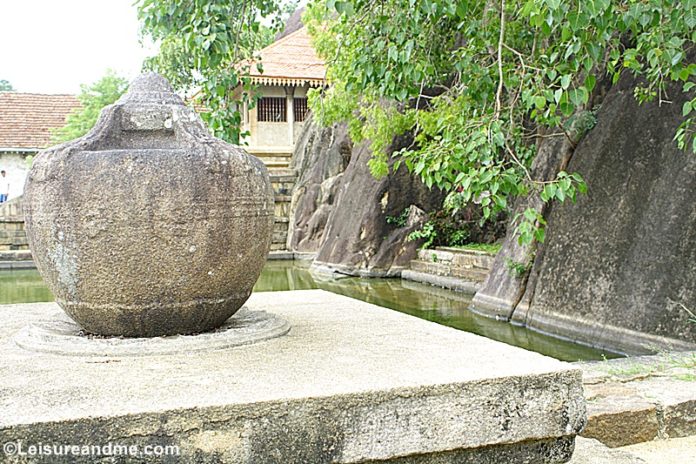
{"left": 23, "top": 73, "right": 274, "bottom": 337}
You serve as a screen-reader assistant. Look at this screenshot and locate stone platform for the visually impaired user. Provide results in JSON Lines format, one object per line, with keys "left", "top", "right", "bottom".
{"left": 0, "top": 290, "right": 585, "bottom": 463}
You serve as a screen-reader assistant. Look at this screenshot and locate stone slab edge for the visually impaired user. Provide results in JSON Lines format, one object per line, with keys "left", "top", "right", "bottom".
{"left": 576, "top": 351, "right": 696, "bottom": 444}
{"left": 0, "top": 371, "right": 585, "bottom": 464}
{"left": 267, "top": 251, "right": 317, "bottom": 261}
{"left": 401, "top": 269, "right": 481, "bottom": 294}
{"left": 0, "top": 260, "right": 35, "bottom": 270}
{"left": 310, "top": 260, "right": 403, "bottom": 278}
{"left": 569, "top": 438, "right": 647, "bottom": 464}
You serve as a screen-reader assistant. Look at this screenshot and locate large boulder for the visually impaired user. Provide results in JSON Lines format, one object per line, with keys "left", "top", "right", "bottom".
{"left": 286, "top": 116, "right": 352, "bottom": 252}
{"left": 310, "top": 133, "right": 445, "bottom": 277}
{"left": 475, "top": 73, "right": 696, "bottom": 354}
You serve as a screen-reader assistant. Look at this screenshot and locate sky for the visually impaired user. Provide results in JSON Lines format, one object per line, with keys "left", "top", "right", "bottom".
{"left": 0, "top": 0, "right": 153, "bottom": 94}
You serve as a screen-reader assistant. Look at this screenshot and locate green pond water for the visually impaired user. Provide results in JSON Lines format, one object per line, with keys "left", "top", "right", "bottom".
{"left": 0, "top": 261, "right": 621, "bottom": 361}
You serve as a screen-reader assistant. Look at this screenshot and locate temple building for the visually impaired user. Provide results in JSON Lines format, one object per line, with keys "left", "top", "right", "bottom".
{"left": 237, "top": 27, "right": 326, "bottom": 168}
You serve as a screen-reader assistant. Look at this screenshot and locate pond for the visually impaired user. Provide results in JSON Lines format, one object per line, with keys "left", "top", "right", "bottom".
{"left": 0, "top": 261, "right": 621, "bottom": 362}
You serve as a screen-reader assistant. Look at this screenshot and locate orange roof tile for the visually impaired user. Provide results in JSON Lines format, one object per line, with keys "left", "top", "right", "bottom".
{"left": 247, "top": 27, "right": 326, "bottom": 87}
{"left": 0, "top": 92, "right": 81, "bottom": 150}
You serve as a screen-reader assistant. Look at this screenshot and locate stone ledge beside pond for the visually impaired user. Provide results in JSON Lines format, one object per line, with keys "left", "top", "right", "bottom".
{"left": 0, "top": 290, "right": 584, "bottom": 463}
{"left": 576, "top": 351, "right": 696, "bottom": 448}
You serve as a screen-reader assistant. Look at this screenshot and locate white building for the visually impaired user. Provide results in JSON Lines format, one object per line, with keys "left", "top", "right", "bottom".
{"left": 237, "top": 27, "right": 326, "bottom": 168}
{"left": 0, "top": 92, "right": 80, "bottom": 200}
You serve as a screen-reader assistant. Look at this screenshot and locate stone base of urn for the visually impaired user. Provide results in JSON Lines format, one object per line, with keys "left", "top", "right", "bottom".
{"left": 1, "top": 290, "right": 586, "bottom": 464}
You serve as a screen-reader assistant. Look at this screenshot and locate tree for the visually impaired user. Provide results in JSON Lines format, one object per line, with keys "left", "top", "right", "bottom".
{"left": 51, "top": 71, "right": 129, "bottom": 143}
{"left": 136, "top": 0, "right": 292, "bottom": 143}
{"left": 0, "top": 79, "right": 13, "bottom": 91}
{"left": 305, "top": 0, "right": 696, "bottom": 244}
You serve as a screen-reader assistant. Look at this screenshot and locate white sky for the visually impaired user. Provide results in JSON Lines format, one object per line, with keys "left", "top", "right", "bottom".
{"left": 0, "top": 0, "right": 153, "bottom": 94}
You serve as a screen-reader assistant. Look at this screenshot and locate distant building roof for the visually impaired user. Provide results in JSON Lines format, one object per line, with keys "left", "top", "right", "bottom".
{"left": 0, "top": 92, "right": 81, "bottom": 151}
{"left": 247, "top": 27, "right": 326, "bottom": 87}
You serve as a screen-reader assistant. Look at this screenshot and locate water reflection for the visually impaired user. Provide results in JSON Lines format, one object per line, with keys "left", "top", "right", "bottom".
{"left": 0, "top": 261, "right": 621, "bottom": 361}
{"left": 254, "top": 261, "right": 621, "bottom": 362}
{"left": 0, "top": 269, "right": 53, "bottom": 305}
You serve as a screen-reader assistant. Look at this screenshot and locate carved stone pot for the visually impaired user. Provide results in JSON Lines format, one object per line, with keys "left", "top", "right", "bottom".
{"left": 23, "top": 73, "right": 274, "bottom": 337}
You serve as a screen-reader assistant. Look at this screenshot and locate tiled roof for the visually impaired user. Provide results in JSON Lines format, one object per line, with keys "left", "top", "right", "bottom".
{"left": 247, "top": 27, "right": 326, "bottom": 87}
{"left": 0, "top": 92, "right": 81, "bottom": 150}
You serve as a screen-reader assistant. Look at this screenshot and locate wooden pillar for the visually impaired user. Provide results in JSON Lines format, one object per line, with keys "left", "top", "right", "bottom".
{"left": 242, "top": 99, "right": 249, "bottom": 143}
{"left": 286, "top": 86, "right": 295, "bottom": 146}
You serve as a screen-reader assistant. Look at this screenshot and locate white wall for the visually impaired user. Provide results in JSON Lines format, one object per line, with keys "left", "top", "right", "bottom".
{"left": 0, "top": 152, "right": 33, "bottom": 200}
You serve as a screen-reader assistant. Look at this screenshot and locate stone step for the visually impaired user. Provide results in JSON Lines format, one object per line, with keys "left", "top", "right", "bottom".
{"left": 273, "top": 194, "right": 292, "bottom": 203}
{"left": 0, "top": 228, "right": 27, "bottom": 239}
{"left": 0, "top": 228, "right": 28, "bottom": 249}
{"left": 272, "top": 222, "right": 289, "bottom": 245}
{"left": 269, "top": 170, "right": 297, "bottom": 182}
{"left": 581, "top": 382, "right": 659, "bottom": 447}
{"left": 258, "top": 157, "right": 291, "bottom": 169}
{"left": 409, "top": 259, "right": 489, "bottom": 282}
{"left": 274, "top": 202, "right": 290, "bottom": 219}
{"left": 577, "top": 351, "right": 696, "bottom": 449}
{"left": 0, "top": 244, "right": 29, "bottom": 251}
{"left": 417, "top": 248, "right": 495, "bottom": 270}
{"left": 0, "top": 260, "right": 35, "bottom": 270}
{"left": 0, "top": 220, "right": 25, "bottom": 231}
{"left": 0, "top": 249, "right": 32, "bottom": 261}
{"left": 272, "top": 184, "right": 294, "bottom": 196}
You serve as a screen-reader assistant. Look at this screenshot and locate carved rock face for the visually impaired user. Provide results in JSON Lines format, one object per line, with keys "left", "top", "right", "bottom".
{"left": 24, "top": 73, "right": 274, "bottom": 337}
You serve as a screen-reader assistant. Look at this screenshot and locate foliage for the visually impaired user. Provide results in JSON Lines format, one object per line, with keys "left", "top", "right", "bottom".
{"left": 505, "top": 257, "right": 533, "bottom": 277}
{"left": 0, "top": 79, "right": 13, "bottom": 91}
{"left": 405, "top": 211, "right": 466, "bottom": 249}
{"left": 407, "top": 220, "right": 437, "bottom": 249}
{"left": 385, "top": 208, "right": 410, "bottom": 227}
{"left": 51, "top": 71, "right": 128, "bottom": 144}
{"left": 452, "top": 243, "right": 502, "bottom": 254}
{"left": 136, "top": 0, "right": 294, "bottom": 143}
{"left": 305, "top": 0, "right": 696, "bottom": 245}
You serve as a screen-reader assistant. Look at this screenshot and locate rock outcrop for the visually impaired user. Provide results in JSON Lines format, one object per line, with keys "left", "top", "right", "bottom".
{"left": 310, "top": 133, "right": 445, "bottom": 277}
{"left": 286, "top": 116, "right": 352, "bottom": 252}
{"left": 474, "top": 73, "right": 696, "bottom": 354}
{"left": 287, "top": 116, "right": 445, "bottom": 276}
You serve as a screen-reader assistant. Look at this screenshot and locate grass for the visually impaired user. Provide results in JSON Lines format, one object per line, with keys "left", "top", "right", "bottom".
{"left": 605, "top": 363, "right": 664, "bottom": 377}
{"left": 668, "top": 352, "right": 696, "bottom": 369}
{"left": 451, "top": 243, "right": 502, "bottom": 254}
{"left": 603, "top": 352, "right": 696, "bottom": 381}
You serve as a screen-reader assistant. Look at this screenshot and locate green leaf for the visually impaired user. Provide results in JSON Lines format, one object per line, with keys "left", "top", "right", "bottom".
{"left": 534, "top": 95, "right": 547, "bottom": 109}
{"left": 561, "top": 74, "right": 571, "bottom": 90}
{"left": 534, "top": 227, "right": 546, "bottom": 243}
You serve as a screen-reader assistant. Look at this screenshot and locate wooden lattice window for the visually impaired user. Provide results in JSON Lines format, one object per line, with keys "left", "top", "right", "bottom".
{"left": 294, "top": 98, "right": 309, "bottom": 122}
{"left": 257, "top": 97, "right": 286, "bottom": 122}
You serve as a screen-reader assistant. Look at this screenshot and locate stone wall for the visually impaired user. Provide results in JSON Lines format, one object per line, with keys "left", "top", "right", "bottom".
{"left": 270, "top": 171, "right": 296, "bottom": 251}
{"left": 0, "top": 196, "right": 27, "bottom": 251}
{"left": 0, "top": 151, "right": 33, "bottom": 200}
